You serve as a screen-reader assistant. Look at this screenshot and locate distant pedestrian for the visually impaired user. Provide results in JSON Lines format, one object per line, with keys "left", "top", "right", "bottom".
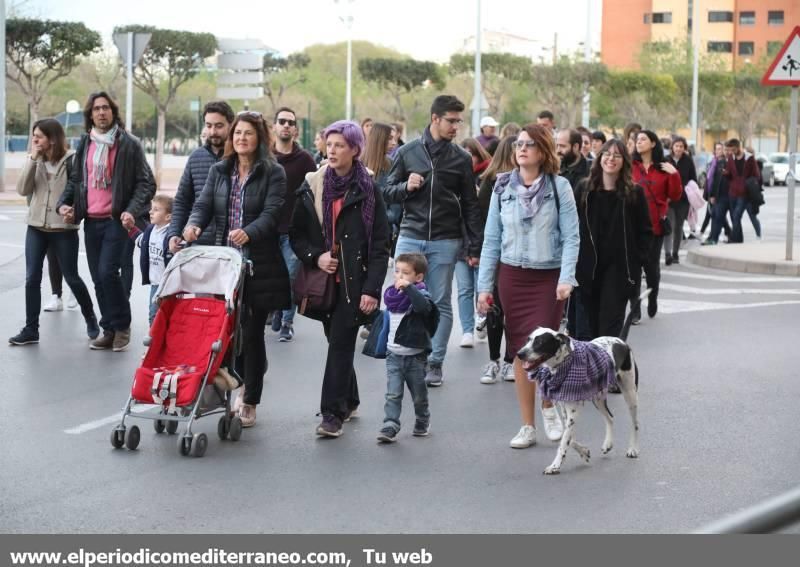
{"left": 664, "top": 136, "right": 695, "bottom": 265}
{"left": 623, "top": 122, "right": 642, "bottom": 157}
{"left": 383, "top": 95, "right": 483, "bottom": 387}
{"left": 361, "top": 117, "right": 374, "bottom": 139}
{"left": 722, "top": 138, "right": 761, "bottom": 243}
{"left": 58, "top": 92, "right": 156, "bottom": 352}
{"left": 313, "top": 129, "right": 327, "bottom": 166}
{"left": 590, "top": 130, "right": 607, "bottom": 158}
{"left": 556, "top": 129, "right": 590, "bottom": 192}
{"left": 500, "top": 122, "right": 521, "bottom": 139}
{"left": 139, "top": 195, "right": 173, "bottom": 326}
{"left": 576, "top": 126, "right": 593, "bottom": 163}
{"left": 536, "top": 110, "right": 556, "bottom": 136}
{"left": 10, "top": 118, "right": 99, "bottom": 346}
{"left": 700, "top": 143, "right": 730, "bottom": 240}
{"left": 476, "top": 116, "right": 499, "bottom": 150}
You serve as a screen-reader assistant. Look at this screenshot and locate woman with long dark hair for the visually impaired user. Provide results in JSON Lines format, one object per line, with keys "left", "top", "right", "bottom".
{"left": 663, "top": 136, "right": 696, "bottom": 265}
{"left": 290, "top": 120, "right": 390, "bottom": 438}
{"left": 10, "top": 119, "right": 99, "bottom": 345}
{"left": 631, "top": 130, "right": 682, "bottom": 322}
{"left": 183, "top": 111, "right": 290, "bottom": 428}
{"left": 575, "top": 139, "right": 652, "bottom": 339}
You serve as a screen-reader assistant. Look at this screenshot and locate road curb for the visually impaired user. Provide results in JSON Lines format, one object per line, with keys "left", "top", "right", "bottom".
{"left": 687, "top": 246, "right": 800, "bottom": 276}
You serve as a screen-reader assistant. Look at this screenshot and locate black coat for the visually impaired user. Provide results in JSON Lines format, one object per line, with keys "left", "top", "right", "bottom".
{"left": 169, "top": 143, "right": 223, "bottom": 245}
{"left": 187, "top": 156, "right": 290, "bottom": 312}
{"left": 574, "top": 182, "right": 653, "bottom": 299}
{"left": 58, "top": 129, "right": 155, "bottom": 222}
{"left": 290, "top": 166, "right": 390, "bottom": 326}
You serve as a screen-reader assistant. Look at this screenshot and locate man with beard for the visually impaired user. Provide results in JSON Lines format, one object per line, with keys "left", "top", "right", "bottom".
{"left": 556, "top": 129, "right": 590, "bottom": 193}
{"left": 169, "top": 101, "right": 234, "bottom": 251}
{"left": 271, "top": 107, "right": 317, "bottom": 342}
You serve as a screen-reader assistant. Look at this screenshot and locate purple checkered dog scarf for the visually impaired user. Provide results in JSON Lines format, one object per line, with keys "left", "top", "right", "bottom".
{"left": 530, "top": 338, "right": 617, "bottom": 402}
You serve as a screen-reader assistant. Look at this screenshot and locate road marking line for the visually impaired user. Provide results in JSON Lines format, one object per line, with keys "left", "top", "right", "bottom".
{"left": 663, "top": 270, "right": 800, "bottom": 284}
{"left": 64, "top": 405, "right": 151, "bottom": 435}
{"left": 659, "top": 282, "right": 800, "bottom": 295}
{"left": 659, "top": 299, "right": 800, "bottom": 314}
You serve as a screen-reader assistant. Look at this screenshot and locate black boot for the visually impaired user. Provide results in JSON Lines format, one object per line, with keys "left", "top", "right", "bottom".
{"left": 647, "top": 294, "right": 658, "bottom": 318}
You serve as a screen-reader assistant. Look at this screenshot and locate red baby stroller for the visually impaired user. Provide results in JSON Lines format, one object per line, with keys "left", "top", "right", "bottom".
{"left": 110, "top": 246, "right": 249, "bottom": 457}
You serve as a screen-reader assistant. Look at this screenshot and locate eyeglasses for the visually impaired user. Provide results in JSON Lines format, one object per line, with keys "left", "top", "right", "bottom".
{"left": 92, "top": 105, "right": 111, "bottom": 112}
{"left": 601, "top": 152, "right": 624, "bottom": 161}
{"left": 513, "top": 140, "right": 536, "bottom": 149}
{"left": 277, "top": 118, "right": 296, "bottom": 127}
{"left": 440, "top": 117, "right": 463, "bottom": 125}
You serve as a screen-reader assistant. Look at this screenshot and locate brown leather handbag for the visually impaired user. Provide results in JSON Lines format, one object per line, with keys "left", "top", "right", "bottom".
{"left": 294, "top": 244, "right": 338, "bottom": 315}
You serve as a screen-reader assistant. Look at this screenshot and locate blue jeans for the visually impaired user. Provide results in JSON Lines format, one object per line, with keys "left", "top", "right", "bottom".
{"left": 383, "top": 351, "right": 430, "bottom": 433}
{"left": 279, "top": 234, "right": 300, "bottom": 324}
{"left": 148, "top": 285, "right": 159, "bottom": 327}
{"left": 730, "top": 197, "right": 761, "bottom": 243}
{"left": 709, "top": 196, "right": 733, "bottom": 243}
{"left": 454, "top": 260, "right": 479, "bottom": 334}
{"left": 84, "top": 218, "right": 132, "bottom": 332}
{"left": 394, "top": 236, "right": 461, "bottom": 366}
{"left": 24, "top": 227, "right": 95, "bottom": 331}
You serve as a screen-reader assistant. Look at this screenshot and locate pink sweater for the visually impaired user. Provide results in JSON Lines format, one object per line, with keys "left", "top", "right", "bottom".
{"left": 86, "top": 141, "right": 118, "bottom": 218}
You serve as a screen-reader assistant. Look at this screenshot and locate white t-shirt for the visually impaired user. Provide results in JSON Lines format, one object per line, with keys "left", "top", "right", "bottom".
{"left": 147, "top": 224, "right": 169, "bottom": 285}
{"left": 386, "top": 310, "right": 423, "bottom": 356}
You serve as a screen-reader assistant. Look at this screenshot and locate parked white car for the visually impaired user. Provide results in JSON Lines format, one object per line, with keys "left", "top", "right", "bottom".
{"left": 767, "top": 153, "right": 800, "bottom": 184}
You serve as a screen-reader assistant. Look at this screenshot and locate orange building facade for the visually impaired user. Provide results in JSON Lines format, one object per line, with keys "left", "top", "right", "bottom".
{"left": 601, "top": 0, "right": 799, "bottom": 70}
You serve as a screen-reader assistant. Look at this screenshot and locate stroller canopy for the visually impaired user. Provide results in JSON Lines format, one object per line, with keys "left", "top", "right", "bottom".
{"left": 154, "top": 246, "right": 244, "bottom": 309}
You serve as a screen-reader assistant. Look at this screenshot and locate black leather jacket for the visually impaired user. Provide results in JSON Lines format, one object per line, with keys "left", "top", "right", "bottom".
{"left": 383, "top": 138, "right": 483, "bottom": 257}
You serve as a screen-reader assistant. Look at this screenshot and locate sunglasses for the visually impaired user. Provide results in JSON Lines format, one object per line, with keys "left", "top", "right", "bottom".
{"left": 513, "top": 140, "right": 536, "bottom": 149}
{"left": 277, "top": 118, "right": 297, "bottom": 127}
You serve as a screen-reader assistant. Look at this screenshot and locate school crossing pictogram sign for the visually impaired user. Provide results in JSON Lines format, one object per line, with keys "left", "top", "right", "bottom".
{"left": 762, "top": 26, "right": 800, "bottom": 86}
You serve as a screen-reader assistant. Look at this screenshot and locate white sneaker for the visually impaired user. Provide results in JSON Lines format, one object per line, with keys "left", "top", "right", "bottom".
{"left": 541, "top": 406, "right": 563, "bottom": 442}
{"left": 43, "top": 295, "right": 63, "bottom": 312}
{"left": 501, "top": 361, "right": 515, "bottom": 382}
{"left": 460, "top": 332, "right": 474, "bottom": 348}
{"left": 474, "top": 315, "right": 487, "bottom": 340}
{"left": 65, "top": 292, "right": 79, "bottom": 310}
{"left": 480, "top": 361, "right": 500, "bottom": 384}
{"left": 510, "top": 425, "right": 536, "bottom": 449}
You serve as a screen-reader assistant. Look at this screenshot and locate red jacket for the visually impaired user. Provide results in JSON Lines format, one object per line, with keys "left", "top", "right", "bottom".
{"left": 722, "top": 153, "right": 759, "bottom": 199}
{"left": 632, "top": 160, "right": 683, "bottom": 237}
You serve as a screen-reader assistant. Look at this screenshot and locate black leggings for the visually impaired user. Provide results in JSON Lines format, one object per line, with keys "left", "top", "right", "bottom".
{"left": 487, "top": 286, "right": 511, "bottom": 363}
{"left": 633, "top": 235, "right": 664, "bottom": 316}
{"left": 320, "top": 284, "right": 361, "bottom": 420}
{"left": 584, "top": 267, "right": 629, "bottom": 338}
{"left": 235, "top": 304, "right": 270, "bottom": 406}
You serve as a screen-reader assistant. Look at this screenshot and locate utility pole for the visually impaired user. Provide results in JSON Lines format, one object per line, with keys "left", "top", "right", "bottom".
{"left": 690, "top": 0, "right": 700, "bottom": 151}
{"left": 581, "top": 0, "right": 591, "bottom": 127}
{"left": 471, "top": 0, "right": 482, "bottom": 137}
{"left": 0, "top": 0, "right": 6, "bottom": 191}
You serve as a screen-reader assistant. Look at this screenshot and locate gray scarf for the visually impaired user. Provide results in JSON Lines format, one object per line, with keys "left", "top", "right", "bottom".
{"left": 512, "top": 169, "right": 547, "bottom": 220}
{"left": 89, "top": 125, "right": 118, "bottom": 190}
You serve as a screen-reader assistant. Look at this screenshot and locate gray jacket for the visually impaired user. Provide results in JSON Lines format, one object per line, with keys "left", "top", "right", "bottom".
{"left": 17, "top": 150, "right": 79, "bottom": 230}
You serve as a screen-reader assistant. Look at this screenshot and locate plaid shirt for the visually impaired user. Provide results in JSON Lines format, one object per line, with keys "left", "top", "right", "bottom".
{"left": 227, "top": 168, "right": 250, "bottom": 249}
{"left": 531, "top": 339, "right": 616, "bottom": 402}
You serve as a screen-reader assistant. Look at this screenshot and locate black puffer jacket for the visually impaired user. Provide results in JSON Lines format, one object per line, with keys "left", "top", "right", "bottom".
{"left": 187, "top": 156, "right": 290, "bottom": 311}
{"left": 290, "top": 165, "right": 390, "bottom": 326}
{"left": 169, "top": 143, "right": 223, "bottom": 244}
{"left": 383, "top": 138, "right": 483, "bottom": 257}
{"left": 58, "top": 129, "right": 155, "bottom": 222}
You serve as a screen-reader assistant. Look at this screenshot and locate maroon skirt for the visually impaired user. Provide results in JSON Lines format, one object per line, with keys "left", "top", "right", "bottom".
{"left": 497, "top": 263, "right": 564, "bottom": 355}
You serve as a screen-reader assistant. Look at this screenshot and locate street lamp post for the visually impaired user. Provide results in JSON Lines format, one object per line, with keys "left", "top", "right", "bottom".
{"left": 335, "top": 0, "right": 355, "bottom": 121}
{"left": 471, "top": 0, "right": 482, "bottom": 137}
{"left": 581, "top": 0, "right": 591, "bottom": 128}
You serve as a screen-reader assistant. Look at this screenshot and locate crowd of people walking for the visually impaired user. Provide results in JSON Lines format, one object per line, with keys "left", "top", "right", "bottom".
{"left": 8, "top": 89, "right": 768, "bottom": 446}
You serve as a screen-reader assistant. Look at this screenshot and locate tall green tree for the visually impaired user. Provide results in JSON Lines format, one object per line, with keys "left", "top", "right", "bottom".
{"left": 448, "top": 52, "right": 532, "bottom": 118}
{"left": 528, "top": 56, "right": 607, "bottom": 128}
{"left": 595, "top": 70, "right": 678, "bottom": 130}
{"left": 262, "top": 52, "right": 311, "bottom": 117}
{"left": 114, "top": 25, "right": 217, "bottom": 184}
{"left": 358, "top": 58, "right": 443, "bottom": 121}
{"left": 5, "top": 18, "right": 101, "bottom": 128}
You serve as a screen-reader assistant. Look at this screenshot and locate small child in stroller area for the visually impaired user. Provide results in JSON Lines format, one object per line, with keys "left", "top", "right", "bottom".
{"left": 134, "top": 195, "right": 174, "bottom": 326}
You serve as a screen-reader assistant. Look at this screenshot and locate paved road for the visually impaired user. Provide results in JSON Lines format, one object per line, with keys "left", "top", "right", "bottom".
{"left": 0, "top": 194, "right": 799, "bottom": 534}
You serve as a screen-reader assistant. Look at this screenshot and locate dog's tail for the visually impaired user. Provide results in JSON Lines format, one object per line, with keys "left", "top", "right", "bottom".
{"left": 619, "top": 289, "right": 651, "bottom": 342}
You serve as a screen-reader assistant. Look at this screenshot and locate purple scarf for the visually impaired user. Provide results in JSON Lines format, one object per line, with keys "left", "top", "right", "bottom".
{"left": 322, "top": 159, "right": 376, "bottom": 255}
{"left": 384, "top": 282, "right": 427, "bottom": 314}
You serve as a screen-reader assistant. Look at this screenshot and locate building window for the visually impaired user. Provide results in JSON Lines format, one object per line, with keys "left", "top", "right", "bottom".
{"left": 651, "top": 12, "right": 672, "bottom": 24}
{"left": 738, "top": 11, "right": 755, "bottom": 25}
{"left": 708, "top": 11, "right": 733, "bottom": 23}
{"left": 767, "top": 41, "right": 782, "bottom": 56}
{"left": 707, "top": 41, "right": 732, "bottom": 53}
{"left": 768, "top": 11, "right": 784, "bottom": 25}
{"left": 738, "top": 42, "right": 754, "bottom": 56}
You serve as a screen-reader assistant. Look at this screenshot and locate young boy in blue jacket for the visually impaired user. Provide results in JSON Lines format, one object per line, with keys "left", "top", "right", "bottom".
{"left": 364, "top": 253, "right": 439, "bottom": 443}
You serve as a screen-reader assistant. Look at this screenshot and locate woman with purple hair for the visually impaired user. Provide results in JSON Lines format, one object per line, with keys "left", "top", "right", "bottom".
{"left": 290, "top": 120, "right": 390, "bottom": 438}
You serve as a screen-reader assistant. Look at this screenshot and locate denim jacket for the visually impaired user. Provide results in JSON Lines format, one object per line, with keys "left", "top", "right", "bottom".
{"left": 477, "top": 170, "right": 580, "bottom": 293}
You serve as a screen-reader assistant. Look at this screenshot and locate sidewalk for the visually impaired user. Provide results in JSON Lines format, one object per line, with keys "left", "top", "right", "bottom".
{"left": 687, "top": 241, "right": 800, "bottom": 276}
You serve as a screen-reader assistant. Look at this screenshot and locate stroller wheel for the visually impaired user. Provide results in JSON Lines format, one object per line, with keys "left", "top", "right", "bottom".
{"left": 178, "top": 435, "right": 192, "bottom": 456}
{"left": 217, "top": 416, "right": 231, "bottom": 440}
{"left": 154, "top": 420, "right": 166, "bottom": 434}
{"left": 190, "top": 433, "right": 208, "bottom": 458}
{"left": 166, "top": 419, "right": 179, "bottom": 435}
{"left": 110, "top": 427, "right": 125, "bottom": 449}
{"left": 125, "top": 425, "right": 141, "bottom": 451}
{"left": 229, "top": 416, "right": 243, "bottom": 442}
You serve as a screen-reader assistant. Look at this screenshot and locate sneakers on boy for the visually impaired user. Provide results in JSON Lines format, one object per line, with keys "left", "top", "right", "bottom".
{"left": 90, "top": 331, "right": 114, "bottom": 350}
{"left": 501, "top": 361, "right": 515, "bottom": 382}
{"left": 8, "top": 327, "right": 39, "bottom": 346}
{"left": 376, "top": 427, "right": 398, "bottom": 443}
{"left": 316, "top": 414, "right": 343, "bottom": 437}
{"left": 480, "top": 361, "right": 500, "bottom": 384}
{"left": 278, "top": 322, "right": 294, "bottom": 342}
{"left": 541, "top": 406, "right": 563, "bottom": 442}
{"left": 425, "top": 364, "right": 443, "bottom": 387}
{"left": 412, "top": 419, "right": 430, "bottom": 437}
{"left": 112, "top": 328, "right": 131, "bottom": 352}
{"left": 510, "top": 425, "right": 536, "bottom": 448}
{"left": 43, "top": 294, "right": 63, "bottom": 312}
{"left": 460, "top": 332, "right": 474, "bottom": 348}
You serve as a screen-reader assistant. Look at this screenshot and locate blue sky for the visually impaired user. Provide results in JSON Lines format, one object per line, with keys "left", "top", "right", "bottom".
{"left": 23, "top": 0, "right": 603, "bottom": 62}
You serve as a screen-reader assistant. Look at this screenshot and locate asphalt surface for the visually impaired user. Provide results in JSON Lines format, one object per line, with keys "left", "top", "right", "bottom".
{"left": 0, "top": 191, "right": 799, "bottom": 534}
